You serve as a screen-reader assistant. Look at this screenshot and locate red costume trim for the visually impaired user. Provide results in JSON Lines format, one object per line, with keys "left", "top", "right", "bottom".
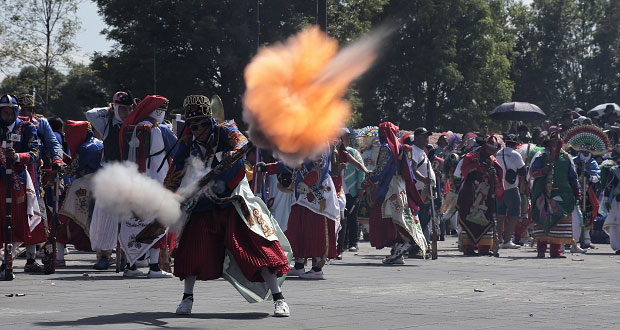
{"left": 65, "top": 120, "right": 90, "bottom": 158}
{"left": 17, "top": 153, "right": 30, "bottom": 164}
{"left": 119, "top": 95, "right": 167, "bottom": 156}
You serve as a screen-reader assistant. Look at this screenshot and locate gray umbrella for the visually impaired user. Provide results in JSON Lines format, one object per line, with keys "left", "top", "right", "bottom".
{"left": 489, "top": 102, "right": 546, "bottom": 121}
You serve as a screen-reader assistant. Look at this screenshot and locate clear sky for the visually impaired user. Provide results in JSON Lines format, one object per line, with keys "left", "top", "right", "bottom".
{"left": 74, "top": 1, "right": 114, "bottom": 59}
{"left": 58, "top": 0, "right": 114, "bottom": 72}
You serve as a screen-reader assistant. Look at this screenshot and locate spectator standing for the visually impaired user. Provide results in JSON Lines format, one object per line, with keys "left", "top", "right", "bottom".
{"left": 496, "top": 134, "right": 527, "bottom": 249}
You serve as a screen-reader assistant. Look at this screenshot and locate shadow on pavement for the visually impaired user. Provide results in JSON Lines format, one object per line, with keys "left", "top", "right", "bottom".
{"left": 577, "top": 252, "right": 616, "bottom": 256}
{"left": 330, "top": 262, "right": 419, "bottom": 267}
{"left": 35, "top": 311, "right": 270, "bottom": 328}
{"left": 45, "top": 275, "right": 144, "bottom": 281}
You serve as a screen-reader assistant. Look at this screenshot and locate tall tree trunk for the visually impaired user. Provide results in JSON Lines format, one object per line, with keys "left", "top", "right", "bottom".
{"left": 425, "top": 83, "right": 437, "bottom": 130}
{"left": 45, "top": 0, "right": 52, "bottom": 114}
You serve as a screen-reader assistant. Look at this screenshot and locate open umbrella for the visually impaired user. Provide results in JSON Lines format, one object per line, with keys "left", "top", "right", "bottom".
{"left": 489, "top": 102, "right": 546, "bottom": 121}
{"left": 587, "top": 103, "right": 620, "bottom": 118}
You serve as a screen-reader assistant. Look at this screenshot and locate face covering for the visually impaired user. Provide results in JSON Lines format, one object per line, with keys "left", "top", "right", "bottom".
{"left": 113, "top": 104, "right": 123, "bottom": 123}
{"left": 150, "top": 109, "right": 166, "bottom": 124}
{"left": 0, "top": 108, "right": 17, "bottom": 128}
{"left": 579, "top": 153, "right": 591, "bottom": 162}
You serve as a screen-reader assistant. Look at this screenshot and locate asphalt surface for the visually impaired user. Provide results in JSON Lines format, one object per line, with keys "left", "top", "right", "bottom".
{"left": 1, "top": 237, "right": 619, "bottom": 329}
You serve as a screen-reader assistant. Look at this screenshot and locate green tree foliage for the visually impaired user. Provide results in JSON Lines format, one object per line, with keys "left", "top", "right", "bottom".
{"left": 356, "top": 0, "right": 514, "bottom": 131}
{"left": 0, "top": 64, "right": 108, "bottom": 119}
{"left": 0, "top": 65, "right": 66, "bottom": 114}
{"left": 50, "top": 64, "right": 109, "bottom": 119}
{"left": 91, "top": 0, "right": 387, "bottom": 125}
{"left": 586, "top": 0, "right": 620, "bottom": 106}
{"left": 3, "top": 0, "right": 619, "bottom": 132}
{"left": 2, "top": 0, "right": 81, "bottom": 112}
{"left": 509, "top": 0, "right": 618, "bottom": 119}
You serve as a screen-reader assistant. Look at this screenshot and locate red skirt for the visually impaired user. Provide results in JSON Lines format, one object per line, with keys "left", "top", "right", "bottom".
{"left": 173, "top": 206, "right": 289, "bottom": 282}
{"left": 0, "top": 179, "right": 46, "bottom": 245}
{"left": 152, "top": 232, "right": 176, "bottom": 251}
{"left": 369, "top": 197, "right": 404, "bottom": 249}
{"left": 56, "top": 214, "right": 92, "bottom": 251}
{"left": 284, "top": 204, "right": 338, "bottom": 259}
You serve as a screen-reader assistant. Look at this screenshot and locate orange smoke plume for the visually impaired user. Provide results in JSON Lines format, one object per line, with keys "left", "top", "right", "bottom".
{"left": 243, "top": 25, "right": 385, "bottom": 166}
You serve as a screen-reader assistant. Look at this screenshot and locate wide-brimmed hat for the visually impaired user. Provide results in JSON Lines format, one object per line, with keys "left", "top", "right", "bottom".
{"left": 183, "top": 95, "right": 212, "bottom": 120}
{"left": 17, "top": 94, "right": 35, "bottom": 108}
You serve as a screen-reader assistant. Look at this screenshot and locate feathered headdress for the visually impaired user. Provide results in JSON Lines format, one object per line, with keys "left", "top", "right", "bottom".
{"left": 356, "top": 125, "right": 379, "bottom": 151}
{"left": 357, "top": 126, "right": 378, "bottom": 137}
{"left": 563, "top": 125, "right": 611, "bottom": 155}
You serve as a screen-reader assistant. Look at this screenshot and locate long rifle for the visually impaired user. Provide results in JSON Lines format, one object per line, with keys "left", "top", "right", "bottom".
{"left": 116, "top": 222, "right": 121, "bottom": 273}
{"left": 580, "top": 159, "right": 587, "bottom": 247}
{"left": 2, "top": 136, "right": 14, "bottom": 281}
{"left": 487, "top": 157, "right": 500, "bottom": 257}
{"left": 426, "top": 159, "right": 438, "bottom": 260}
{"left": 183, "top": 142, "right": 255, "bottom": 205}
{"left": 136, "top": 142, "right": 256, "bottom": 243}
{"left": 43, "top": 172, "right": 61, "bottom": 274}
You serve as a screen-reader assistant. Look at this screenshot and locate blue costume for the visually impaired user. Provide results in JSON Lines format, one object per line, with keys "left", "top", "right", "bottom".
{"left": 167, "top": 95, "right": 289, "bottom": 315}
{"left": 57, "top": 121, "right": 104, "bottom": 253}
{"left": 165, "top": 117, "right": 247, "bottom": 212}
{"left": 0, "top": 95, "right": 45, "bottom": 248}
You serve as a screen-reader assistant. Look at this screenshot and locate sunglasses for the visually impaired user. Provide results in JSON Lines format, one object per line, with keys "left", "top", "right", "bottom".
{"left": 190, "top": 121, "right": 209, "bottom": 131}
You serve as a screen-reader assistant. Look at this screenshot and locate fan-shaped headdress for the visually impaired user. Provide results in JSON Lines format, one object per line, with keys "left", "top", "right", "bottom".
{"left": 563, "top": 125, "right": 611, "bottom": 155}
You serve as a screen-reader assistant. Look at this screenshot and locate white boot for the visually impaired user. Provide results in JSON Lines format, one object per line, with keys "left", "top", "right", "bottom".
{"left": 175, "top": 296, "right": 194, "bottom": 315}
{"left": 273, "top": 299, "right": 290, "bottom": 317}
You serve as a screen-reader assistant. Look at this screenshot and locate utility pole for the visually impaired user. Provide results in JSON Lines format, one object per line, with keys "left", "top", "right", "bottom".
{"left": 254, "top": 0, "right": 260, "bottom": 53}
{"left": 153, "top": 48, "right": 157, "bottom": 94}
{"left": 317, "top": 0, "right": 327, "bottom": 32}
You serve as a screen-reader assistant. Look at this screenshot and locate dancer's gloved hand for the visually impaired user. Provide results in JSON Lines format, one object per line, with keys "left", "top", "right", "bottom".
{"left": 52, "top": 160, "right": 67, "bottom": 174}
{"left": 255, "top": 162, "right": 267, "bottom": 173}
{"left": 5, "top": 147, "right": 17, "bottom": 161}
{"left": 218, "top": 151, "right": 237, "bottom": 169}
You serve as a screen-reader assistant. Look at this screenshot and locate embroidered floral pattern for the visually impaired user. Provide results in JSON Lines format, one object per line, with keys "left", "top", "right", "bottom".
{"left": 370, "top": 146, "right": 390, "bottom": 180}
{"left": 127, "top": 234, "right": 142, "bottom": 249}
{"left": 253, "top": 208, "right": 275, "bottom": 237}
{"left": 164, "top": 164, "right": 184, "bottom": 190}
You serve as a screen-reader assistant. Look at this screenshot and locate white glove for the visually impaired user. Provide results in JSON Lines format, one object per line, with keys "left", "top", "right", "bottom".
{"left": 202, "top": 180, "right": 226, "bottom": 201}
{"left": 297, "top": 182, "right": 311, "bottom": 195}
{"left": 589, "top": 176, "right": 599, "bottom": 183}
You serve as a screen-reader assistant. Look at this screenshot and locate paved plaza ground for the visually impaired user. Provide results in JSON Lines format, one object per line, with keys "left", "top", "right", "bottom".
{"left": 1, "top": 237, "right": 619, "bottom": 329}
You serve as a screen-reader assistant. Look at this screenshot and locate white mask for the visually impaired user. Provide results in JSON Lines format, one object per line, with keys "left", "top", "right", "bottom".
{"left": 579, "top": 153, "right": 591, "bottom": 161}
{"left": 113, "top": 104, "right": 123, "bottom": 123}
{"left": 150, "top": 109, "right": 166, "bottom": 123}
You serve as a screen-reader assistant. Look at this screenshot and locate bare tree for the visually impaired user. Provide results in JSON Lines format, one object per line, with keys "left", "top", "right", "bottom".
{"left": 3, "top": 0, "right": 80, "bottom": 113}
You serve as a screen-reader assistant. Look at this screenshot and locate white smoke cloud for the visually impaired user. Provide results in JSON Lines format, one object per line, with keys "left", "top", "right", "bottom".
{"left": 92, "top": 162, "right": 183, "bottom": 226}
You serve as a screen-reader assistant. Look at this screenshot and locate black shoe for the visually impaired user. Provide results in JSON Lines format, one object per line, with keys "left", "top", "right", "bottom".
{"left": 550, "top": 254, "right": 566, "bottom": 259}
{"left": 439, "top": 235, "right": 445, "bottom": 241}
{"left": 537, "top": 252, "right": 545, "bottom": 258}
{"left": 93, "top": 257, "right": 110, "bottom": 270}
{"left": 408, "top": 250, "right": 425, "bottom": 259}
{"left": 615, "top": 250, "right": 620, "bottom": 255}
